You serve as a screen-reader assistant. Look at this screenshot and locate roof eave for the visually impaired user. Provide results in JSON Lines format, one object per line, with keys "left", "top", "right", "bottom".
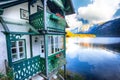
{"left": 65, "top": 0, "right": 75, "bottom": 15}
{"left": 0, "top": 0, "right": 28, "bottom": 9}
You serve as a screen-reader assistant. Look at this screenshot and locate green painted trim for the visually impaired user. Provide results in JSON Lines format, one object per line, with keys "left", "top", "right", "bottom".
{"left": 6, "top": 34, "right": 13, "bottom": 67}
{"left": 48, "top": 49, "right": 65, "bottom": 58}
{"left": 47, "top": 27, "right": 65, "bottom": 30}
{"left": 26, "top": 22, "right": 39, "bottom": 34}
{"left": 30, "top": 35, "right": 33, "bottom": 57}
{"left": 0, "top": 17, "right": 9, "bottom": 32}
{"left": 2, "top": 31, "right": 39, "bottom": 35}
{"left": 44, "top": 35, "right": 49, "bottom": 77}
{"left": 0, "top": 9, "right": 4, "bottom": 15}
{"left": 64, "top": 34, "right": 66, "bottom": 58}
{"left": 11, "top": 39, "right": 27, "bottom": 63}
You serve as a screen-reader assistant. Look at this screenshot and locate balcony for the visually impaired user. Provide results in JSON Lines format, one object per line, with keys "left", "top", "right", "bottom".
{"left": 29, "top": 10, "right": 66, "bottom": 32}
{"left": 41, "top": 50, "right": 66, "bottom": 75}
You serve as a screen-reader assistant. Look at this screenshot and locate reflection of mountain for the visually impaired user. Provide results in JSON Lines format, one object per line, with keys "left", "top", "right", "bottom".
{"left": 74, "top": 18, "right": 120, "bottom": 37}
{"left": 71, "top": 27, "right": 79, "bottom": 33}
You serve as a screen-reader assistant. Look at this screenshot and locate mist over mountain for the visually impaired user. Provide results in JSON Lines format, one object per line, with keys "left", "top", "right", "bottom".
{"left": 71, "top": 18, "right": 120, "bottom": 37}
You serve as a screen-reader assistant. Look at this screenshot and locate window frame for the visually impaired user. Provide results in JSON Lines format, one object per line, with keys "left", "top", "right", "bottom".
{"left": 47, "top": 35, "right": 64, "bottom": 55}
{"left": 11, "top": 39, "right": 27, "bottom": 62}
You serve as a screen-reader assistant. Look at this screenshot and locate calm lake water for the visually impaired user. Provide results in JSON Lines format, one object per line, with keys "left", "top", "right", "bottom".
{"left": 66, "top": 37, "right": 120, "bottom": 80}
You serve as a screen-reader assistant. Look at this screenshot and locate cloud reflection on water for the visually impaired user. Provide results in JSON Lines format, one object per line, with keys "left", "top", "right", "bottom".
{"left": 66, "top": 38, "right": 120, "bottom": 80}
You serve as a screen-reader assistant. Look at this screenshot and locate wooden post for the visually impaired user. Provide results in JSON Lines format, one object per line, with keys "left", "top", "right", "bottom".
{"left": 43, "top": 0, "right": 49, "bottom": 80}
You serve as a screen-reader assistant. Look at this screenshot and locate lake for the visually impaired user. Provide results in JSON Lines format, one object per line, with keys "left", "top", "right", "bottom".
{"left": 66, "top": 37, "right": 120, "bottom": 80}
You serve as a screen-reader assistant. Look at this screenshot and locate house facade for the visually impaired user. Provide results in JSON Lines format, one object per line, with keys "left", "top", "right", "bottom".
{"left": 0, "top": 0, "right": 74, "bottom": 80}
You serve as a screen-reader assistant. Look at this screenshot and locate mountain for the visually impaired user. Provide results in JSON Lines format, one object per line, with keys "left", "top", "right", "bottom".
{"left": 94, "top": 18, "right": 120, "bottom": 37}
{"left": 76, "top": 24, "right": 100, "bottom": 34}
{"left": 75, "top": 18, "right": 120, "bottom": 37}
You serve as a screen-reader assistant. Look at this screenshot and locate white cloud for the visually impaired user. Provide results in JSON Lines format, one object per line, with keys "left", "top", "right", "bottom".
{"left": 78, "top": 0, "right": 120, "bottom": 23}
{"left": 65, "top": 14, "right": 82, "bottom": 28}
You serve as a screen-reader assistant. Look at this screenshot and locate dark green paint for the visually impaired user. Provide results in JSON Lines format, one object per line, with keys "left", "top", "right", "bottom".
{"left": 13, "top": 55, "right": 41, "bottom": 80}
{"left": 30, "top": 35, "right": 33, "bottom": 57}
{"left": 0, "top": 9, "right": 4, "bottom": 15}
{"left": 6, "top": 34, "right": 12, "bottom": 67}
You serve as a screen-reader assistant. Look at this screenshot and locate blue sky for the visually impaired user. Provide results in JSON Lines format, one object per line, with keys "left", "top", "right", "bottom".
{"left": 72, "top": 0, "right": 92, "bottom": 12}
{"left": 72, "top": 0, "right": 120, "bottom": 17}
{"left": 66, "top": 0, "right": 120, "bottom": 28}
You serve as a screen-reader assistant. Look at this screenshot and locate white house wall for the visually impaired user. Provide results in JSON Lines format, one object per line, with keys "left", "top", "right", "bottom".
{"left": 32, "top": 36, "right": 41, "bottom": 57}
{"left": 0, "top": 23, "right": 7, "bottom": 74}
{"left": 2, "top": 0, "right": 44, "bottom": 21}
{"left": 32, "top": 35, "right": 45, "bottom": 57}
{"left": 0, "top": 0, "right": 49, "bottom": 74}
{"left": 2, "top": 2, "right": 28, "bottom": 21}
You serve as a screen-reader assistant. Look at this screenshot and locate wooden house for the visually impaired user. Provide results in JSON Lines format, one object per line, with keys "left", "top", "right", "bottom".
{"left": 0, "top": 0, "right": 74, "bottom": 80}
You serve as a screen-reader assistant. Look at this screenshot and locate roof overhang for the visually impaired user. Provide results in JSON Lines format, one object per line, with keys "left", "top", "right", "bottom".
{"left": 0, "top": 0, "right": 75, "bottom": 15}
{"left": 0, "top": 0, "right": 28, "bottom": 9}
{"left": 64, "top": 0, "right": 75, "bottom": 15}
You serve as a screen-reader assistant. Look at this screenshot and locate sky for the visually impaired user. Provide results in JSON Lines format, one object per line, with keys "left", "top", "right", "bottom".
{"left": 65, "top": 0, "right": 120, "bottom": 29}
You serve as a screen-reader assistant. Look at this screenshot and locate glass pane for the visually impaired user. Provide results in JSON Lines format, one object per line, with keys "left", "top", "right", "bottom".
{"left": 20, "top": 53, "right": 24, "bottom": 58}
{"left": 12, "top": 55, "right": 17, "bottom": 61}
{"left": 48, "top": 36, "right": 51, "bottom": 55}
{"left": 19, "top": 47, "right": 23, "bottom": 52}
{"left": 19, "top": 41, "right": 23, "bottom": 46}
{"left": 11, "top": 42, "right": 16, "bottom": 47}
{"left": 55, "top": 36, "right": 58, "bottom": 52}
{"left": 51, "top": 36, "right": 54, "bottom": 53}
{"left": 12, "top": 48, "right": 17, "bottom": 53}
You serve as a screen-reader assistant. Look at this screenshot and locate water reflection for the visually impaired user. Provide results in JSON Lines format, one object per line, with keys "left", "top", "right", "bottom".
{"left": 66, "top": 37, "right": 120, "bottom": 80}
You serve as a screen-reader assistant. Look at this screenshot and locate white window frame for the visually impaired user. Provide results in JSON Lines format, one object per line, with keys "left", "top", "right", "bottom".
{"left": 11, "top": 40, "right": 26, "bottom": 62}
{"left": 48, "top": 35, "right": 64, "bottom": 55}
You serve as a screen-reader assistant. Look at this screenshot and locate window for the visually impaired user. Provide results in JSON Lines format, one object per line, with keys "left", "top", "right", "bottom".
{"left": 55, "top": 36, "right": 59, "bottom": 52}
{"left": 11, "top": 40, "right": 26, "bottom": 62}
{"left": 59, "top": 36, "right": 64, "bottom": 50}
{"left": 48, "top": 35, "right": 64, "bottom": 55}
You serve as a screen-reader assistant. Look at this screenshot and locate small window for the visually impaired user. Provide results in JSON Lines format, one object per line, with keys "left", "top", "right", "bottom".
{"left": 48, "top": 35, "right": 64, "bottom": 55}
{"left": 11, "top": 40, "right": 26, "bottom": 62}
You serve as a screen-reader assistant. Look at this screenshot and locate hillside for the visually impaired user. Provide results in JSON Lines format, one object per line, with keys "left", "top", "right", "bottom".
{"left": 74, "top": 18, "right": 120, "bottom": 37}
